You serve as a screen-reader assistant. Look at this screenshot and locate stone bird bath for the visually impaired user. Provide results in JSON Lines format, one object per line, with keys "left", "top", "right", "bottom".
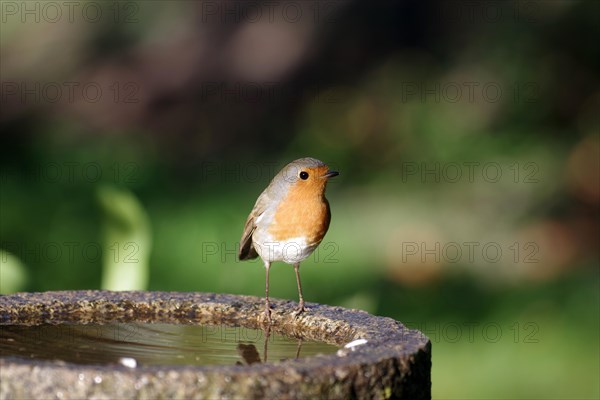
{"left": 0, "top": 291, "right": 431, "bottom": 399}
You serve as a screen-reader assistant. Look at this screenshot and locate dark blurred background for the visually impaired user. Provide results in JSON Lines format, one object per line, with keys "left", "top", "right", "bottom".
{"left": 1, "top": 1, "right": 598, "bottom": 398}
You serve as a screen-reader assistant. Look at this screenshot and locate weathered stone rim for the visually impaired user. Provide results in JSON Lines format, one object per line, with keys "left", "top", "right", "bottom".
{"left": 0, "top": 290, "right": 427, "bottom": 371}
{"left": 1, "top": 291, "right": 431, "bottom": 399}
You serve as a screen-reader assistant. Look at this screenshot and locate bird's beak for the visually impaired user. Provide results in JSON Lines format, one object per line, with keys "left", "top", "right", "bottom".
{"left": 322, "top": 170, "right": 339, "bottom": 179}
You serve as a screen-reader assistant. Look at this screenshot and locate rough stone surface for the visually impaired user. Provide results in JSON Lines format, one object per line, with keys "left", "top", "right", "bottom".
{"left": 0, "top": 291, "right": 431, "bottom": 399}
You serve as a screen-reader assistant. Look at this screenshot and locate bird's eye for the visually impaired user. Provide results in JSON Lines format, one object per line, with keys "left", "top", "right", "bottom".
{"left": 299, "top": 171, "right": 309, "bottom": 180}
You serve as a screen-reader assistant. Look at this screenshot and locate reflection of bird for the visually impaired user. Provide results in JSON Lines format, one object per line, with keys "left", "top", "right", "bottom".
{"left": 236, "top": 343, "right": 262, "bottom": 365}
{"left": 236, "top": 326, "right": 304, "bottom": 365}
{"left": 239, "top": 158, "right": 338, "bottom": 322}
{"left": 237, "top": 325, "right": 270, "bottom": 365}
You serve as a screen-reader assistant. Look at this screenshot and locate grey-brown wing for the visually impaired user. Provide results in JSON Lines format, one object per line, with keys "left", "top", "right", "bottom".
{"left": 238, "top": 215, "right": 258, "bottom": 260}
{"left": 238, "top": 191, "right": 269, "bottom": 260}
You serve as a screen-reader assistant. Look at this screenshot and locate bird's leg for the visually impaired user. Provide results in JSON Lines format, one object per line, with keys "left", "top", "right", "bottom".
{"left": 292, "top": 262, "right": 308, "bottom": 316}
{"left": 264, "top": 261, "right": 272, "bottom": 324}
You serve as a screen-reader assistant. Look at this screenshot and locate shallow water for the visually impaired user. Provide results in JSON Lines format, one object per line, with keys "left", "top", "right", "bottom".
{"left": 0, "top": 323, "right": 338, "bottom": 367}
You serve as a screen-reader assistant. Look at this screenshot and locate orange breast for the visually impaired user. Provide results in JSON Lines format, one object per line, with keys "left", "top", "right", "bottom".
{"left": 269, "top": 182, "right": 331, "bottom": 245}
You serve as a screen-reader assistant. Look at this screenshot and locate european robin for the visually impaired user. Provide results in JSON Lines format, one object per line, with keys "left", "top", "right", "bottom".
{"left": 238, "top": 157, "right": 338, "bottom": 322}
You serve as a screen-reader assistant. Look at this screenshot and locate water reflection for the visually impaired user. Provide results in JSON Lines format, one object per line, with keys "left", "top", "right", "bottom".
{"left": 0, "top": 323, "right": 337, "bottom": 367}
{"left": 235, "top": 326, "right": 304, "bottom": 365}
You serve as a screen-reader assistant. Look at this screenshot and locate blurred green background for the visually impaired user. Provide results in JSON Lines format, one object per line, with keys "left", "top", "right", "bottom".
{"left": 1, "top": 1, "right": 598, "bottom": 398}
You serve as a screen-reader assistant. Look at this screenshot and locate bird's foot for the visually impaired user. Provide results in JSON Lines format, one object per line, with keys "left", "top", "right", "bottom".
{"left": 292, "top": 302, "right": 309, "bottom": 318}
{"left": 262, "top": 305, "right": 272, "bottom": 325}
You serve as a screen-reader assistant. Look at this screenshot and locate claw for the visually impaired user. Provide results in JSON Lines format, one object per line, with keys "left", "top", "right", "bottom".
{"left": 292, "top": 302, "right": 309, "bottom": 318}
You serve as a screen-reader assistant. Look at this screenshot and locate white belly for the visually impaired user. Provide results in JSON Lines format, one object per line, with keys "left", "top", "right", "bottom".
{"left": 253, "top": 236, "right": 318, "bottom": 264}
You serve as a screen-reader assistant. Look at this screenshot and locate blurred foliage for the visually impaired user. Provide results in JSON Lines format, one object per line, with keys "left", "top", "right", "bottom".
{"left": 1, "top": 1, "right": 598, "bottom": 398}
{"left": 97, "top": 185, "right": 151, "bottom": 291}
{"left": 0, "top": 251, "right": 28, "bottom": 294}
